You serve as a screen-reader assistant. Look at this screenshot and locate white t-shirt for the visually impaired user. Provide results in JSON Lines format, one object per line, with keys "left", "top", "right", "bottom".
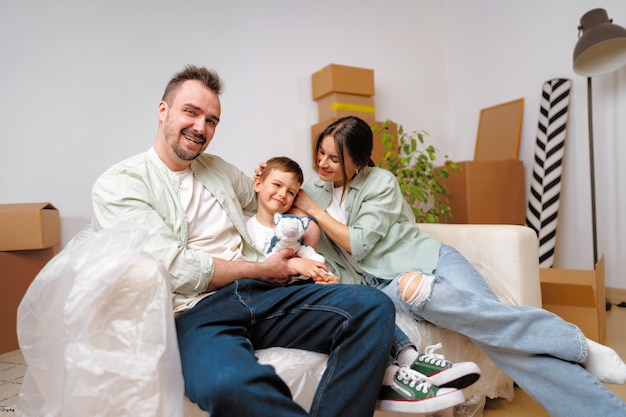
{"left": 172, "top": 168, "right": 249, "bottom": 312}
{"left": 245, "top": 214, "right": 329, "bottom": 282}
{"left": 245, "top": 215, "right": 275, "bottom": 257}
{"left": 326, "top": 184, "right": 364, "bottom": 275}
{"left": 175, "top": 168, "right": 246, "bottom": 262}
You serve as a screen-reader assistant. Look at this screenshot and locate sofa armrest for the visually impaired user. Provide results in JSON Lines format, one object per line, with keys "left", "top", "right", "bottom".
{"left": 416, "top": 223, "right": 542, "bottom": 308}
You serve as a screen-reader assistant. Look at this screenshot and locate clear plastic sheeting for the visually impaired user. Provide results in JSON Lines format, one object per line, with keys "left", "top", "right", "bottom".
{"left": 257, "top": 348, "right": 328, "bottom": 411}
{"left": 15, "top": 224, "right": 185, "bottom": 417}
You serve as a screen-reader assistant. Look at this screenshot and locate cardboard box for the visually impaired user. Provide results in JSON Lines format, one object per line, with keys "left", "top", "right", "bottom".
{"left": 311, "top": 64, "right": 375, "bottom": 100}
{"left": 441, "top": 160, "right": 526, "bottom": 224}
{"left": 540, "top": 256, "right": 606, "bottom": 343}
{"left": 317, "top": 92, "right": 376, "bottom": 121}
{"left": 310, "top": 119, "right": 396, "bottom": 169}
{"left": 0, "top": 202, "right": 60, "bottom": 353}
{"left": 0, "top": 248, "right": 56, "bottom": 353}
{"left": 0, "top": 203, "right": 61, "bottom": 251}
{"left": 439, "top": 98, "right": 525, "bottom": 224}
{"left": 474, "top": 98, "right": 524, "bottom": 161}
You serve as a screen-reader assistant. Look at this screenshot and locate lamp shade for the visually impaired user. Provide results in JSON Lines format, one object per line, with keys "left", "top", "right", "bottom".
{"left": 573, "top": 8, "right": 626, "bottom": 76}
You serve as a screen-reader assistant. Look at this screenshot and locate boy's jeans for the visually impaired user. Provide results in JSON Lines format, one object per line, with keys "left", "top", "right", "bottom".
{"left": 175, "top": 279, "right": 395, "bottom": 417}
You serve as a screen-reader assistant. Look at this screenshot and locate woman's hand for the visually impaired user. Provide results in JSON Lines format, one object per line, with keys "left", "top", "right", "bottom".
{"left": 295, "top": 191, "right": 352, "bottom": 253}
{"left": 293, "top": 190, "right": 318, "bottom": 215}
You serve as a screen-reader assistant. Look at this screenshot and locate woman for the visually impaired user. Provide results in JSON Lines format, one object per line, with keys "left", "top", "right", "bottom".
{"left": 292, "top": 115, "right": 626, "bottom": 417}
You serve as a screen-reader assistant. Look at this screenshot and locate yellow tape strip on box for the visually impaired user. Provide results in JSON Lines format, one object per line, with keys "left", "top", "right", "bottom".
{"left": 329, "top": 102, "right": 375, "bottom": 113}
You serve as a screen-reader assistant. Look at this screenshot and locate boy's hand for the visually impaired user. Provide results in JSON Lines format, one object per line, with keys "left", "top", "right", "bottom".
{"left": 287, "top": 258, "right": 338, "bottom": 284}
{"left": 314, "top": 268, "right": 339, "bottom": 285}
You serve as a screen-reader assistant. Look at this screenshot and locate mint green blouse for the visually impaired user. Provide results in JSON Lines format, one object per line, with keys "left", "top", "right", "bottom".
{"left": 302, "top": 166, "right": 441, "bottom": 284}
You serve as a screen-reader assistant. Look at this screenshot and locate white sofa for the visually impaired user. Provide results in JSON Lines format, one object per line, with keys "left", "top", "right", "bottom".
{"left": 186, "top": 223, "right": 543, "bottom": 417}
{"left": 16, "top": 223, "right": 541, "bottom": 417}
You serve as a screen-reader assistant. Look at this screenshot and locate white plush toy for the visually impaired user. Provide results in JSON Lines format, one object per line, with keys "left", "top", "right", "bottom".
{"left": 267, "top": 213, "right": 326, "bottom": 263}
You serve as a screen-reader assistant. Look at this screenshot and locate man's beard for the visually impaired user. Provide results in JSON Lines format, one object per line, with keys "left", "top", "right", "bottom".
{"left": 164, "top": 121, "right": 205, "bottom": 161}
{"left": 172, "top": 140, "right": 202, "bottom": 161}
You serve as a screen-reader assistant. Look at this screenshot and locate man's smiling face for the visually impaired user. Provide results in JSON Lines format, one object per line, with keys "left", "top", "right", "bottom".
{"left": 156, "top": 79, "right": 221, "bottom": 171}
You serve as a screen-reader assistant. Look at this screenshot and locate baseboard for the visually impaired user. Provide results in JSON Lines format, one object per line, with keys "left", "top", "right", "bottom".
{"left": 606, "top": 287, "right": 626, "bottom": 304}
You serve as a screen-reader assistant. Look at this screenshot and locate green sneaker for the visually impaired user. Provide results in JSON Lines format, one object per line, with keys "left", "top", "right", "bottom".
{"left": 411, "top": 343, "right": 481, "bottom": 389}
{"left": 377, "top": 365, "right": 465, "bottom": 413}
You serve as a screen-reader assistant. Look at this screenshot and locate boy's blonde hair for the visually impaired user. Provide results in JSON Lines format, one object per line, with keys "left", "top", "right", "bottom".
{"left": 260, "top": 156, "right": 304, "bottom": 185}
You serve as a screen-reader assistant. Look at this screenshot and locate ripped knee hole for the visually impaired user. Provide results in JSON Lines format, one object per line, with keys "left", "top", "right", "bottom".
{"left": 397, "top": 271, "right": 434, "bottom": 305}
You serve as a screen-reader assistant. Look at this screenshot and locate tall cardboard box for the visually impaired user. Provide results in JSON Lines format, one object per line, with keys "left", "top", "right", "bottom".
{"left": 311, "top": 64, "right": 375, "bottom": 100}
{"left": 311, "top": 119, "right": 397, "bottom": 169}
{"left": 442, "top": 98, "right": 526, "bottom": 225}
{"left": 0, "top": 203, "right": 60, "bottom": 353}
{"left": 540, "top": 256, "right": 606, "bottom": 343}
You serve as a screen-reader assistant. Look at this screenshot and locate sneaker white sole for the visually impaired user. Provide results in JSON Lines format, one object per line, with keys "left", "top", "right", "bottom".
{"left": 429, "top": 361, "right": 482, "bottom": 389}
{"left": 376, "top": 388, "right": 465, "bottom": 413}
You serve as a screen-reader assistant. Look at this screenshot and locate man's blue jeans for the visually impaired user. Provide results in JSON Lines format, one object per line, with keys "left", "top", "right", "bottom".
{"left": 175, "top": 279, "right": 395, "bottom": 417}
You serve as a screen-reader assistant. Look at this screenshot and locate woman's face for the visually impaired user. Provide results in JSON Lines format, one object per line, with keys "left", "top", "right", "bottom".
{"left": 316, "top": 135, "right": 358, "bottom": 187}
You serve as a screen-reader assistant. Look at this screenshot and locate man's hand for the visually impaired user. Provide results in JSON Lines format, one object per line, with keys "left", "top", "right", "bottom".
{"left": 260, "top": 248, "right": 298, "bottom": 285}
{"left": 209, "top": 248, "right": 297, "bottom": 290}
{"left": 254, "top": 161, "right": 267, "bottom": 178}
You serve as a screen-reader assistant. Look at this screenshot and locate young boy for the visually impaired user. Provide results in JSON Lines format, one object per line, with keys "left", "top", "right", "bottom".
{"left": 246, "top": 156, "right": 337, "bottom": 284}
{"left": 249, "top": 156, "right": 480, "bottom": 414}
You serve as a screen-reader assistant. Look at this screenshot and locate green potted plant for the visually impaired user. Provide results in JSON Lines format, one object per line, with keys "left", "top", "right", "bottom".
{"left": 372, "top": 120, "right": 457, "bottom": 223}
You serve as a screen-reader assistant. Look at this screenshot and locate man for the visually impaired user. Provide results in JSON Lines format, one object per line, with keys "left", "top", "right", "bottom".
{"left": 91, "top": 65, "right": 397, "bottom": 417}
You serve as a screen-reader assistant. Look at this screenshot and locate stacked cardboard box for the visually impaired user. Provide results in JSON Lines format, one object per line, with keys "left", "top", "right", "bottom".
{"left": 311, "top": 63, "right": 375, "bottom": 101}
{"left": 440, "top": 98, "right": 526, "bottom": 225}
{"left": 310, "top": 64, "right": 394, "bottom": 169}
{"left": 0, "top": 203, "right": 60, "bottom": 353}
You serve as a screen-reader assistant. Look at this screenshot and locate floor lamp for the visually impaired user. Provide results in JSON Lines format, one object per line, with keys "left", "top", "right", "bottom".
{"left": 572, "top": 8, "right": 626, "bottom": 273}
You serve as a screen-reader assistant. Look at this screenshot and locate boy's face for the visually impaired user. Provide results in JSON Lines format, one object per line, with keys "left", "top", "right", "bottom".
{"left": 254, "top": 169, "right": 301, "bottom": 215}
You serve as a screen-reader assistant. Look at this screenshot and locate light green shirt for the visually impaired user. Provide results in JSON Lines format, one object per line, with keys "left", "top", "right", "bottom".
{"left": 92, "top": 147, "right": 262, "bottom": 311}
{"left": 302, "top": 166, "right": 441, "bottom": 284}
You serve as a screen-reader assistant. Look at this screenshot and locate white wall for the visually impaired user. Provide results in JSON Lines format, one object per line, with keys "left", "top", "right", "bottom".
{"left": 1, "top": 0, "right": 625, "bottom": 290}
{"left": 442, "top": 0, "right": 626, "bottom": 290}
